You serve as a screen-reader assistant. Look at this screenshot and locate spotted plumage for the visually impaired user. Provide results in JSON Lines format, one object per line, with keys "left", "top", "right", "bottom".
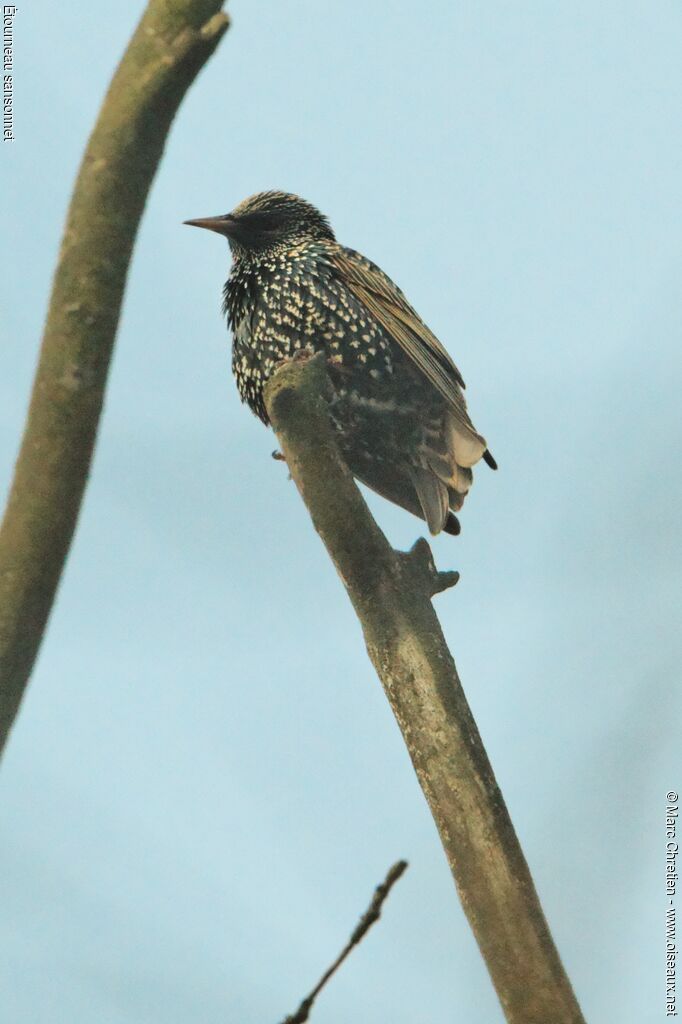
{"left": 185, "top": 191, "right": 496, "bottom": 535}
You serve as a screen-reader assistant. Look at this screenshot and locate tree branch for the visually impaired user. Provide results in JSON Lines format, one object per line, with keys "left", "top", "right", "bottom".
{"left": 264, "top": 352, "right": 585, "bottom": 1024}
{"left": 0, "top": 0, "right": 229, "bottom": 754}
{"left": 281, "top": 860, "right": 408, "bottom": 1024}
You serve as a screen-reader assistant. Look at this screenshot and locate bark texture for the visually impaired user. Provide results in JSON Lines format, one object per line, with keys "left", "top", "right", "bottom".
{"left": 264, "top": 352, "right": 586, "bottom": 1024}
{"left": 0, "top": 1, "right": 229, "bottom": 754}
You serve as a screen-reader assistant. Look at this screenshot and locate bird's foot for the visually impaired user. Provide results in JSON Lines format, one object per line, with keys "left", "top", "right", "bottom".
{"left": 274, "top": 347, "right": 316, "bottom": 372}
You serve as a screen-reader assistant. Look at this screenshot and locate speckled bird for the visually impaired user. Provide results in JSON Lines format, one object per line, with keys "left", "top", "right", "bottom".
{"left": 185, "top": 191, "right": 496, "bottom": 535}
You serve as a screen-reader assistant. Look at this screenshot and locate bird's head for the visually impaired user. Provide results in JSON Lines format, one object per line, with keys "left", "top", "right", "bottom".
{"left": 184, "top": 191, "right": 335, "bottom": 255}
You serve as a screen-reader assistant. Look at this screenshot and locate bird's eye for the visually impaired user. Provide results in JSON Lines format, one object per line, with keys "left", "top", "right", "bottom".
{"left": 244, "top": 212, "right": 275, "bottom": 231}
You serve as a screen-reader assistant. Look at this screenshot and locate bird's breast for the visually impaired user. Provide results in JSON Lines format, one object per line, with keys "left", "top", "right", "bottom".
{"left": 225, "top": 248, "right": 406, "bottom": 423}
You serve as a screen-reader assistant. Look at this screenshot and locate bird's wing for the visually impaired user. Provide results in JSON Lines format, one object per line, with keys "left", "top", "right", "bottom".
{"left": 331, "top": 248, "right": 465, "bottom": 389}
{"left": 327, "top": 247, "right": 489, "bottom": 468}
{"left": 330, "top": 248, "right": 485, "bottom": 456}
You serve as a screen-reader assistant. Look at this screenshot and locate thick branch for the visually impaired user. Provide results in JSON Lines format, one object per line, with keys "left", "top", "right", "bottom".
{"left": 264, "top": 353, "right": 585, "bottom": 1024}
{"left": 0, "top": 1, "right": 229, "bottom": 753}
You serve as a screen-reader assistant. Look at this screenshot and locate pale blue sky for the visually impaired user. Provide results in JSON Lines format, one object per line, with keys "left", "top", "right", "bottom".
{"left": 2, "top": 2, "right": 681, "bottom": 1021}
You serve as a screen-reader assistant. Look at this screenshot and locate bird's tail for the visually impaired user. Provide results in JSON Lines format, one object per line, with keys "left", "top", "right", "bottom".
{"left": 346, "top": 408, "right": 495, "bottom": 536}
{"left": 409, "top": 411, "right": 496, "bottom": 535}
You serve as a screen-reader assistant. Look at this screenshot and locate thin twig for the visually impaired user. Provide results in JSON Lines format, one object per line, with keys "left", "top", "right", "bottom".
{"left": 281, "top": 860, "right": 408, "bottom": 1024}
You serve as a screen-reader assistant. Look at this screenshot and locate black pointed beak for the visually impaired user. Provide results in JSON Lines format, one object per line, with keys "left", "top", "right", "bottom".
{"left": 183, "top": 215, "right": 237, "bottom": 237}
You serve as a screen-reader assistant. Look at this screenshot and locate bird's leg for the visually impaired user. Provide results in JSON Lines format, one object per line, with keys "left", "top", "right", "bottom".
{"left": 274, "top": 347, "right": 315, "bottom": 372}
{"left": 271, "top": 448, "right": 292, "bottom": 480}
{"left": 326, "top": 353, "right": 354, "bottom": 382}
{"left": 292, "top": 346, "right": 315, "bottom": 362}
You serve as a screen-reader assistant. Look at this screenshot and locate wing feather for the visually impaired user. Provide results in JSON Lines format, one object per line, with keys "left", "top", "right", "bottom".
{"left": 330, "top": 248, "right": 486, "bottom": 453}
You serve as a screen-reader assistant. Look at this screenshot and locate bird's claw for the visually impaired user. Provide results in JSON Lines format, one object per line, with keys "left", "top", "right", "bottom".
{"left": 274, "top": 347, "right": 315, "bottom": 372}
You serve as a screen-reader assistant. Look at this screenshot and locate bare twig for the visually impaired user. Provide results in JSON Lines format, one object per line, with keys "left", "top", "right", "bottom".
{"left": 264, "top": 353, "right": 585, "bottom": 1024}
{"left": 282, "top": 860, "right": 408, "bottom": 1024}
{"left": 0, "top": 0, "right": 229, "bottom": 755}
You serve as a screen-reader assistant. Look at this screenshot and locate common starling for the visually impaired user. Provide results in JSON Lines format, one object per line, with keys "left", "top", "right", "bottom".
{"left": 185, "top": 191, "right": 496, "bottom": 535}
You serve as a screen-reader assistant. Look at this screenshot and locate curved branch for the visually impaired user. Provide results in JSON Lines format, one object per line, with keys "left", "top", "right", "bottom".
{"left": 0, "top": 1, "right": 229, "bottom": 753}
{"left": 264, "top": 353, "right": 585, "bottom": 1024}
